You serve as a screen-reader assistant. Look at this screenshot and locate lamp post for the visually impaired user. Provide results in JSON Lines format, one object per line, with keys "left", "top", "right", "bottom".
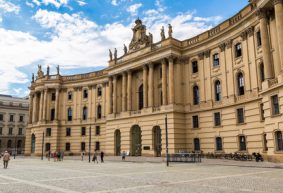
{"left": 14, "top": 134, "right": 17, "bottom": 159}
{"left": 165, "top": 114, "right": 169, "bottom": 167}
{"left": 41, "top": 132, "right": 44, "bottom": 160}
{"left": 89, "top": 126, "right": 91, "bottom": 163}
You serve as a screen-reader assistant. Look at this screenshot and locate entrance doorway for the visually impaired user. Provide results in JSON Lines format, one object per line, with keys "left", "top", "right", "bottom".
{"left": 130, "top": 125, "right": 142, "bottom": 156}
{"left": 153, "top": 126, "right": 162, "bottom": 157}
{"left": 31, "top": 134, "right": 36, "bottom": 153}
{"left": 114, "top": 129, "right": 121, "bottom": 156}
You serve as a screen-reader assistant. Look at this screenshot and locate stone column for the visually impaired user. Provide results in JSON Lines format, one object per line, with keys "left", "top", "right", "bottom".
{"left": 274, "top": 0, "right": 283, "bottom": 71}
{"left": 113, "top": 75, "right": 117, "bottom": 114}
{"left": 148, "top": 63, "right": 154, "bottom": 107}
{"left": 32, "top": 93, "right": 37, "bottom": 123}
{"left": 258, "top": 9, "right": 273, "bottom": 79}
{"left": 168, "top": 56, "right": 175, "bottom": 104}
{"left": 143, "top": 65, "right": 148, "bottom": 108}
{"left": 108, "top": 77, "right": 113, "bottom": 114}
{"left": 122, "top": 72, "right": 127, "bottom": 112}
{"left": 28, "top": 94, "right": 33, "bottom": 124}
{"left": 38, "top": 90, "right": 43, "bottom": 121}
{"left": 55, "top": 88, "right": 59, "bottom": 120}
{"left": 161, "top": 59, "right": 168, "bottom": 105}
{"left": 42, "top": 89, "right": 47, "bottom": 121}
{"left": 127, "top": 70, "right": 132, "bottom": 111}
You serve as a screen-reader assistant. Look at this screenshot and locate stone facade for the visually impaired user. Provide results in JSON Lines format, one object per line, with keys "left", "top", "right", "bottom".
{"left": 25, "top": 0, "right": 283, "bottom": 162}
{"left": 0, "top": 95, "right": 29, "bottom": 154}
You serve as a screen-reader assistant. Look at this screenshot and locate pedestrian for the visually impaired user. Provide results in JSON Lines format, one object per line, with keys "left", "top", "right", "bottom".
{"left": 100, "top": 151, "right": 104, "bottom": 163}
{"left": 122, "top": 151, "right": 126, "bottom": 161}
{"left": 3, "top": 151, "right": 10, "bottom": 169}
{"left": 81, "top": 151, "right": 84, "bottom": 161}
{"left": 92, "top": 151, "right": 98, "bottom": 164}
{"left": 48, "top": 151, "right": 51, "bottom": 161}
{"left": 61, "top": 152, "right": 64, "bottom": 161}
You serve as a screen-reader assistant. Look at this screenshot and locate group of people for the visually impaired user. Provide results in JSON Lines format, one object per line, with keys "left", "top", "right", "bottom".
{"left": 80, "top": 151, "right": 104, "bottom": 163}
{"left": 46, "top": 151, "right": 64, "bottom": 161}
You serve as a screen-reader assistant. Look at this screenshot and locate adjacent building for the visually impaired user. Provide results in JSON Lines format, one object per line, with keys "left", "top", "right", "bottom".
{"left": 0, "top": 95, "right": 29, "bottom": 154}
{"left": 25, "top": 0, "right": 283, "bottom": 162}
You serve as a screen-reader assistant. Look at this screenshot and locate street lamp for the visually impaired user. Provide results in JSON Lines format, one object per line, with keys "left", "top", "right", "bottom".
{"left": 14, "top": 134, "right": 17, "bottom": 159}
{"left": 89, "top": 126, "right": 91, "bottom": 163}
{"left": 165, "top": 114, "right": 169, "bottom": 167}
{"left": 41, "top": 131, "right": 44, "bottom": 160}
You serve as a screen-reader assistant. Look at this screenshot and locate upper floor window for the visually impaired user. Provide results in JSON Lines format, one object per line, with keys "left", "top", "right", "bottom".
{"left": 51, "top": 93, "right": 56, "bottom": 101}
{"left": 18, "top": 128, "right": 23, "bottom": 135}
{"left": 46, "top": 128, "right": 51, "bottom": 137}
{"left": 19, "top": 115, "right": 24, "bottom": 122}
{"left": 213, "top": 53, "right": 219, "bottom": 67}
{"left": 7, "top": 140, "right": 12, "bottom": 148}
{"left": 239, "top": 135, "right": 247, "bottom": 151}
{"left": 271, "top": 95, "right": 280, "bottom": 115}
{"left": 192, "top": 61, "right": 198, "bottom": 73}
{"left": 259, "top": 63, "right": 265, "bottom": 82}
{"left": 193, "top": 85, "right": 199, "bottom": 105}
{"left": 214, "top": 112, "right": 221, "bottom": 127}
{"left": 68, "top": 91, "right": 72, "bottom": 100}
{"left": 216, "top": 137, "right": 223, "bottom": 151}
{"left": 81, "top": 142, "right": 86, "bottom": 151}
{"left": 0, "top": 127, "right": 2, "bottom": 135}
{"left": 67, "top": 107, "right": 72, "bottom": 121}
{"left": 83, "top": 89, "right": 88, "bottom": 99}
{"left": 9, "top": 114, "right": 14, "bottom": 122}
{"left": 260, "top": 103, "right": 265, "bottom": 121}
{"left": 275, "top": 131, "right": 283, "bottom": 151}
{"left": 8, "top": 127, "right": 13, "bottom": 135}
{"left": 95, "top": 126, "right": 100, "bottom": 136}
{"left": 95, "top": 141, "right": 100, "bottom": 151}
{"left": 215, "top": 80, "right": 221, "bottom": 101}
{"left": 82, "top": 106, "right": 87, "bottom": 120}
{"left": 192, "top": 115, "right": 199, "bottom": 129}
{"left": 81, "top": 127, "right": 86, "bottom": 136}
{"left": 50, "top": 108, "right": 55, "bottom": 121}
{"left": 66, "top": 128, "right": 71, "bottom": 136}
{"left": 138, "top": 84, "right": 144, "bottom": 110}
{"left": 263, "top": 133, "right": 268, "bottom": 151}
{"left": 97, "top": 87, "right": 102, "bottom": 97}
{"left": 235, "top": 43, "right": 242, "bottom": 58}
{"left": 66, "top": 143, "right": 71, "bottom": 151}
{"left": 0, "top": 114, "right": 3, "bottom": 121}
{"left": 159, "top": 67, "right": 162, "bottom": 78}
{"left": 237, "top": 108, "right": 245, "bottom": 124}
{"left": 237, "top": 72, "right": 245, "bottom": 96}
{"left": 256, "top": 31, "right": 262, "bottom": 47}
{"left": 97, "top": 105, "right": 102, "bottom": 119}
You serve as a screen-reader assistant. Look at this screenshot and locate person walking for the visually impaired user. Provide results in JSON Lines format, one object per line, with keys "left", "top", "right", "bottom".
{"left": 81, "top": 151, "right": 84, "bottom": 161}
{"left": 3, "top": 151, "right": 10, "bottom": 169}
{"left": 92, "top": 151, "right": 98, "bottom": 164}
{"left": 100, "top": 151, "right": 104, "bottom": 163}
{"left": 122, "top": 151, "right": 126, "bottom": 161}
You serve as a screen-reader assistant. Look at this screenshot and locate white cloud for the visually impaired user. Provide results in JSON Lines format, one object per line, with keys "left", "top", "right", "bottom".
{"left": 26, "top": 1, "right": 35, "bottom": 8}
{"left": 0, "top": 8, "right": 222, "bottom": 96}
{"left": 28, "top": 0, "right": 68, "bottom": 8}
{"left": 0, "top": 0, "right": 20, "bottom": 14}
{"left": 127, "top": 3, "right": 142, "bottom": 16}
{"left": 77, "top": 0, "right": 86, "bottom": 6}
{"left": 111, "top": 0, "right": 131, "bottom": 6}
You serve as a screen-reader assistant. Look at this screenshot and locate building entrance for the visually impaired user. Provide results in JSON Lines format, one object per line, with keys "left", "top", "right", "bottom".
{"left": 131, "top": 125, "right": 141, "bottom": 156}
{"left": 153, "top": 126, "right": 162, "bottom": 157}
{"left": 114, "top": 129, "right": 121, "bottom": 156}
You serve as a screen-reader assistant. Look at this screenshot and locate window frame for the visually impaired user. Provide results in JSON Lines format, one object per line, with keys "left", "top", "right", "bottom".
{"left": 192, "top": 60, "right": 198, "bottom": 74}
{"left": 214, "top": 112, "right": 221, "bottom": 127}
{"left": 271, "top": 95, "right": 280, "bottom": 116}
{"left": 236, "top": 108, "right": 245, "bottom": 124}
{"left": 275, "top": 131, "right": 283, "bottom": 151}
{"left": 235, "top": 43, "right": 242, "bottom": 58}
{"left": 192, "top": 115, "right": 199, "bottom": 129}
{"left": 239, "top": 135, "right": 247, "bottom": 151}
{"left": 213, "top": 53, "right": 220, "bottom": 67}
{"left": 215, "top": 137, "right": 223, "bottom": 151}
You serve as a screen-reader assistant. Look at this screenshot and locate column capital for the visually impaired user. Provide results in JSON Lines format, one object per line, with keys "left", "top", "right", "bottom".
{"left": 256, "top": 8, "right": 268, "bottom": 19}
{"left": 204, "top": 50, "right": 210, "bottom": 58}
{"left": 148, "top": 62, "right": 154, "bottom": 69}
{"left": 246, "top": 26, "right": 255, "bottom": 37}
{"left": 161, "top": 58, "right": 167, "bottom": 65}
{"left": 273, "top": 0, "right": 283, "bottom": 5}
{"left": 198, "top": 52, "right": 204, "bottom": 60}
{"left": 167, "top": 55, "right": 175, "bottom": 63}
{"left": 219, "top": 43, "right": 226, "bottom": 52}
{"left": 240, "top": 30, "right": 248, "bottom": 41}
{"left": 225, "top": 39, "right": 233, "bottom": 48}
{"left": 143, "top": 64, "right": 148, "bottom": 70}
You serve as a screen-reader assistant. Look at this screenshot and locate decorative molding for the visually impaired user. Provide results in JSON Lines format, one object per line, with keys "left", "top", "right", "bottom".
{"left": 204, "top": 50, "right": 211, "bottom": 58}
{"left": 219, "top": 43, "right": 226, "bottom": 52}
{"left": 225, "top": 39, "right": 233, "bottom": 48}
{"left": 198, "top": 52, "right": 204, "bottom": 60}
{"left": 273, "top": 0, "right": 283, "bottom": 6}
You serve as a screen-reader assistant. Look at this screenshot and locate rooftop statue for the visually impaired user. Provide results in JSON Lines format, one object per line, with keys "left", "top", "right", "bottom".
{"left": 31, "top": 73, "right": 34, "bottom": 83}
{"left": 47, "top": 65, "right": 50, "bottom": 76}
{"left": 37, "top": 65, "right": 44, "bottom": 79}
{"left": 109, "top": 49, "right": 113, "bottom": 61}
{"left": 160, "top": 26, "right": 165, "bottom": 41}
{"left": 168, "top": 24, "right": 173, "bottom": 38}
{"left": 129, "top": 19, "right": 151, "bottom": 52}
{"left": 123, "top": 44, "right": 128, "bottom": 55}
{"left": 114, "top": 48, "right": 117, "bottom": 61}
{"left": 57, "top": 65, "right": 60, "bottom": 75}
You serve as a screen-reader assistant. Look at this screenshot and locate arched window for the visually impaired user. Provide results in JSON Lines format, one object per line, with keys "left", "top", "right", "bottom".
{"left": 193, "top": 85, "right": 199, "bottom": 105}
{"left": 7, "top": 140, "right": 12, "bottom": 148}
{"left": 275, "top": 131, "right": 283, "bottom": 151}
{"left": 259, "top": 63, "right": 265, "bottom": 82}
{"left": 216, "top": 137, "right": 223, "bottom": 151}
{"left": 237, "top": 72, "right": 245, "bottom": 96}
{"left": 82, "top": 107, "right": 87, "bottom": 120}
{"left": 67, "top": 107, "right": 72, "bottom": 121}
{"left": 138, "top": 84, "right": 144, "bottom": 110}
{"left": 215, "top": 80, "right": 221, "bottom": 101}
{"left": 97, "top": 105, "right": 102, "bottom": 119}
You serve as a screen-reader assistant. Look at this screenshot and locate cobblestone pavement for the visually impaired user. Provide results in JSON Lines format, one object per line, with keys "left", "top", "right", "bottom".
{"left": 0, "top": 157, "right": 283, "bottom": 193}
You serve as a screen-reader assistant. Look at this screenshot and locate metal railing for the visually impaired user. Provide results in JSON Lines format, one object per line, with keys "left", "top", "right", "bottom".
{"left": 167, "top": 153, "right": 202, "bottom": 163}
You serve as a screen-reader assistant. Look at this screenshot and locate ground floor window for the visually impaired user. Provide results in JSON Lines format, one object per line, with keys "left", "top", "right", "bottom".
{"left": 275, "top": 131, "right": 283, "bottom": 151}
{"left": 194, "top": 138, "right": 200, "bottom": 151}
{"left": 65, "top": 143, "right": 71, "bottom": 151}
{"left": 45, "top": 143, "right": 51, "bottom": 151}
{"left": 216, "top": 137, "right": 223, "bottom": 151}
{"left": 95, "top": 141, "right": 100, "bottom": 151}
{"left": 81, "top": 142, "right": 85, "bottom": 151}
{"left": 239, "top": 136, "right": 246, "bottom": 151}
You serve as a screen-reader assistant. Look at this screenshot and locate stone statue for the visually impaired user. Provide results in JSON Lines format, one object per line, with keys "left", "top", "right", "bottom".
{"left": 32, "top": 73, "right": 34, "bottom": 82}
{"left": 129, "top": 19, "right": 151, "bottom": 52}
{"left": 149, "top": 32, "right": 153, "bottom": 44}
{"left": 123, "top": 44, "right": 128, "bottom": 55}
{"left": 109, "top": 49, "right": 113, "bottom": 61}
{"left": 37, "top": 64, "right": 44, "bottom": 78}
{"left": 56, "top": 65, "right": 60, "bottom": 75}
{"left": 47, "top": 65, "right": 50, "bottom": 76}
{"left": 160, "top": 26, "right": 165, "bottom": 41}
{"left": 114, "top": 48, "right": 117, "bottom": 61}
{"left": 168, "top": 24, "right": 173, "bottom": 38}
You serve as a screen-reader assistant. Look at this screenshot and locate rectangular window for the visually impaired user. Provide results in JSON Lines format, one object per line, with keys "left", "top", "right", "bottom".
{"left": 239, "top": 136, "right": 246, "bottom": 151}
{"left": 0, "top": 114, "right": 3, "bottom": 121}
{"left": 45, "top": 143, "right": 51, "bottom": 151}
{"left": 65, "top": 143, "right": 71, "bottom": 151}
{"left": 260, "top": 103, "right": 265, "bottom": 121}
{"left": 46, "top": 128, "right": 51, "bottom": 137}
{"left": 95, "top": 141, "right": 100, "bottom": 151}
{"left": 194, "top": 138, "right": 200, "bottom": 151}
{"left": 83, "top": 89, "right": 88, "bottom": 99}
{"left": 97, "top": 87, "right": 102, "bottom": 97}
{"left": 213, "top": 53, "right": 219, "bottom": 67}
{"left": 50, "top": 109, "right": 55, "bottom": 121}
{"left": 8, "top": 127, "right": 13, "bottom": 135}
{"left": 95, "top": 126, "right": 100, "bottom": 136}
{"left": 68, "top": 91, "right": 72, "bottom": 100}
{"left": 192, "top": 61, "right": 198, "bottom": 73}
{"left": 257, "top": 31, "right": 262, "bottom": 47}
{"left": 214, "top": 112, "right": 221, "bottom": 126}
{"left": 160, "top": 67, "right": 162, "bottom": 78}
{"left": 235, "top": 43, "right": 242, "bottom": 58}
{"left": 9, "top": 114, "right": 14, "bottom": 122}
{"left": 18, "top": 128, "right": 23, "bottom": 135}
{"left": 237, "top": 108, "right": 244, "bottom": 124}
{"left": 216, "top": 137, "right": 223, "bottom": 151}
{"left": 51, "top": 93, "right": 56, "bottom": 101}
{"left": 81, "top": 127, "right": 86, "bottom": 136}
{"left": 271, "top": 95, "right": 280, "bottom": 115}
{"left": 66, "top": 128, "right": 71, "bottom": 136}
{"left": 0, "top": 127, "right": 2, "bottom": 135}
{"left": 192, "top": 115, "right": 199, "bottom": 129}
{"left": 81, "top": 142, "right": 85, "bottom": 151}
{"left": 19, "top": 115, "right": 24, "bottom": 122}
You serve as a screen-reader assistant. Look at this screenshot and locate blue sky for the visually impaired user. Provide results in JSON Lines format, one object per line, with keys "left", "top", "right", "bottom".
{"left": 0, "top": 0, "right": 248, "bottom": 97}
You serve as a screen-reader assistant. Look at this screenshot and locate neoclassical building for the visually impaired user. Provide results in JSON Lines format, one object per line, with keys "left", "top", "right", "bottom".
{"left": 25, "top": 0, "right": 283, "bottom": 162}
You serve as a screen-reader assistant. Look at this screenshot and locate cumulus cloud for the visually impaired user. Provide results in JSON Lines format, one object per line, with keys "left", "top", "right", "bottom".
{"left": 0, "top": 0, "right": 20, "bottom": 13}
{"left": 127, "top": 3, "right": 142, "bottom": 16}
{"left": 27, "top": 0, "right": 68, "bottom": 8}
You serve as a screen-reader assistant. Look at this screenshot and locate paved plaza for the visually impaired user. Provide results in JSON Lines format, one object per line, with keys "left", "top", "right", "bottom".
{"left": 0, "top": 157, "right": 283, "bottom": 193}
